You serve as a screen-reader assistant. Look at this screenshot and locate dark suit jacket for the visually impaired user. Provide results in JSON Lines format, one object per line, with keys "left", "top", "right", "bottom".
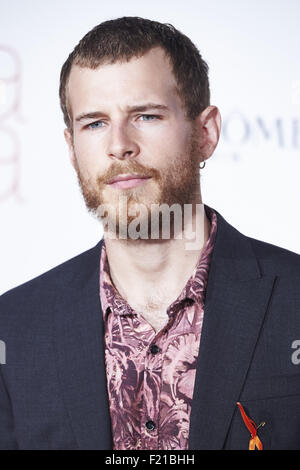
{"left": 1, "top": 208, "right": 300, "bottom": 450}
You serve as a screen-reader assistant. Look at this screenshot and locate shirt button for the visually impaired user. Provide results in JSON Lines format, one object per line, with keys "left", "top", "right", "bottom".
{"left": 145, "top": 420, "right": 156, "bottom": 431}
{"left": 150, "top": 344, "right": 160, "bottom": 355}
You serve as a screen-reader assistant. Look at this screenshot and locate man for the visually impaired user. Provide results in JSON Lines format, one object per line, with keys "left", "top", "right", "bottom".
{"left": 0, "top": 17, "right": 300, "bottom": 450}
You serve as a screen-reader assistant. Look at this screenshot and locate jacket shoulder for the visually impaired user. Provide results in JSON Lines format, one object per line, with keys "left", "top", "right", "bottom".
{"left": 247, "top": 235, "right": 300, "bottom": 276}
{"left": 0, "top": 239, "right": 103, "bottom": 310}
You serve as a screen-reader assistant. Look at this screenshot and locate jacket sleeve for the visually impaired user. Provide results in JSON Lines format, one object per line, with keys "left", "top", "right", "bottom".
{"left": 0, "top": 367, "right": 18, "bottom": 449}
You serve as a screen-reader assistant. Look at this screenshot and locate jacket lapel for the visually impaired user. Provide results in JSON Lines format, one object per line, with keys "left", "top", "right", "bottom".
{"left": 52, "top": 239, "right": 112, "bottom": 449}
{"left": 189, "top": 209, "right": 277, "bottom": 449}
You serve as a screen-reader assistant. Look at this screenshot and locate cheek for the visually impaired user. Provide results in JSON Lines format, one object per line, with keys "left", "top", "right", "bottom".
{"left": 155, "top": 131, "right": 190, "bottom": 168}
{"left": 73, "top": 134, "right": 105, "bottom": 177}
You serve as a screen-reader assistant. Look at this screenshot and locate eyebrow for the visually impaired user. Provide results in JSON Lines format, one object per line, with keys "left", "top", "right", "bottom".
{"left": 75, "top": 103, "right": 170, "bottom": 122}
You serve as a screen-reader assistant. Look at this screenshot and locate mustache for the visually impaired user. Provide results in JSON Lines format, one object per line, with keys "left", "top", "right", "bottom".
{"left": 100, "top": 162, "right": 160, "bottom": 185}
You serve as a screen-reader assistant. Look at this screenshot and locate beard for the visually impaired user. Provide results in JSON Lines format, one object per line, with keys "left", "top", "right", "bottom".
{"left": 73, "top": 126, "right": 201, "bottom": 240}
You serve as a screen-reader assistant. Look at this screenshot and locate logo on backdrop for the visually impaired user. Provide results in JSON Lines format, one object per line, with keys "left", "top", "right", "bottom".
{"left": 0, "top": 45, "right": 23, "bottom": 203}
{"left": 216, "top": 107, "right": 300, "bottom": 161}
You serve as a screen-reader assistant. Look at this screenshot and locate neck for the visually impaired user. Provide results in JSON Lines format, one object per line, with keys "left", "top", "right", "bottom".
{"left": 103, "top": 193, "right": 210, "bottom": 312}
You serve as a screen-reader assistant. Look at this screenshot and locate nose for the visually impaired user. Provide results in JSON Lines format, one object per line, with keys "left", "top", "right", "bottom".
{"left": 106, "top": 123, "right": 139, "bottom": 161}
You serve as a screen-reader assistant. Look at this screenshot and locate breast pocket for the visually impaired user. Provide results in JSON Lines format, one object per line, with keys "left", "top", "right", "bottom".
{"left": 224, "top": 375, "right": 300, "bottom": 450}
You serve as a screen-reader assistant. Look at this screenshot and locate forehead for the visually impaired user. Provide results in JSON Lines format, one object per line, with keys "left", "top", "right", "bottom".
{"left": 67, "top": 47, "right": 182, "bottom": 114}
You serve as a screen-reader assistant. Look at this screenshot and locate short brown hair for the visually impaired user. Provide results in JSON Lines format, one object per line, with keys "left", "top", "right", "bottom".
{"left": 59, "top": 16, "right": 210, "bottom": 130}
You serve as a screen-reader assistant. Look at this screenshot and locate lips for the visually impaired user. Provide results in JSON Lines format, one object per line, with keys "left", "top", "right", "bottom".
{"left": 107, "top": 173, "right": 152, "bottom": 189}
{"left": 107, "top": 174, "right": 150, "bottom": 184}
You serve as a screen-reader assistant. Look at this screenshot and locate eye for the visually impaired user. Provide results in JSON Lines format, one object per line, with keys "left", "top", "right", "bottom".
{"left": 139, "top": 114, "right": 161, "bottom": 122}
{"left": 87, "top": 121, "right": 104, "bottom": 130}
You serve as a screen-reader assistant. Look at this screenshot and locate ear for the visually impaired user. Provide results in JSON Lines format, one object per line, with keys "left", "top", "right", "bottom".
{"left": 64, "top": 128, "right": 76, "bottom": 168}
{"left": 195, "top": 106, "right": 222, "bottom": 162}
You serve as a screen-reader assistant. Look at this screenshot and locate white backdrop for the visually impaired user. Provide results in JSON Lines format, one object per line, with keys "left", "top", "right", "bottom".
{"left": 1, "top": 0, "right": 299, "bottom": 294}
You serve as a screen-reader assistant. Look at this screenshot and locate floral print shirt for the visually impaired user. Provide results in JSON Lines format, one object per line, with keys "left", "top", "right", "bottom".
{"left": 99, "top": 205, "right": 217, "bottom": 450}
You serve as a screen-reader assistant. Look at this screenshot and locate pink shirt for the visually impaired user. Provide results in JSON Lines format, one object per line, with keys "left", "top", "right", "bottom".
{"left": 99, "top": 205, "right": 217, "bottom": 450}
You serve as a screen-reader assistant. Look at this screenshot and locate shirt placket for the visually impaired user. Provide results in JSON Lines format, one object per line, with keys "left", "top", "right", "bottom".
{"left": 141, "top": 326, "right": 167, "bottom": 450}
